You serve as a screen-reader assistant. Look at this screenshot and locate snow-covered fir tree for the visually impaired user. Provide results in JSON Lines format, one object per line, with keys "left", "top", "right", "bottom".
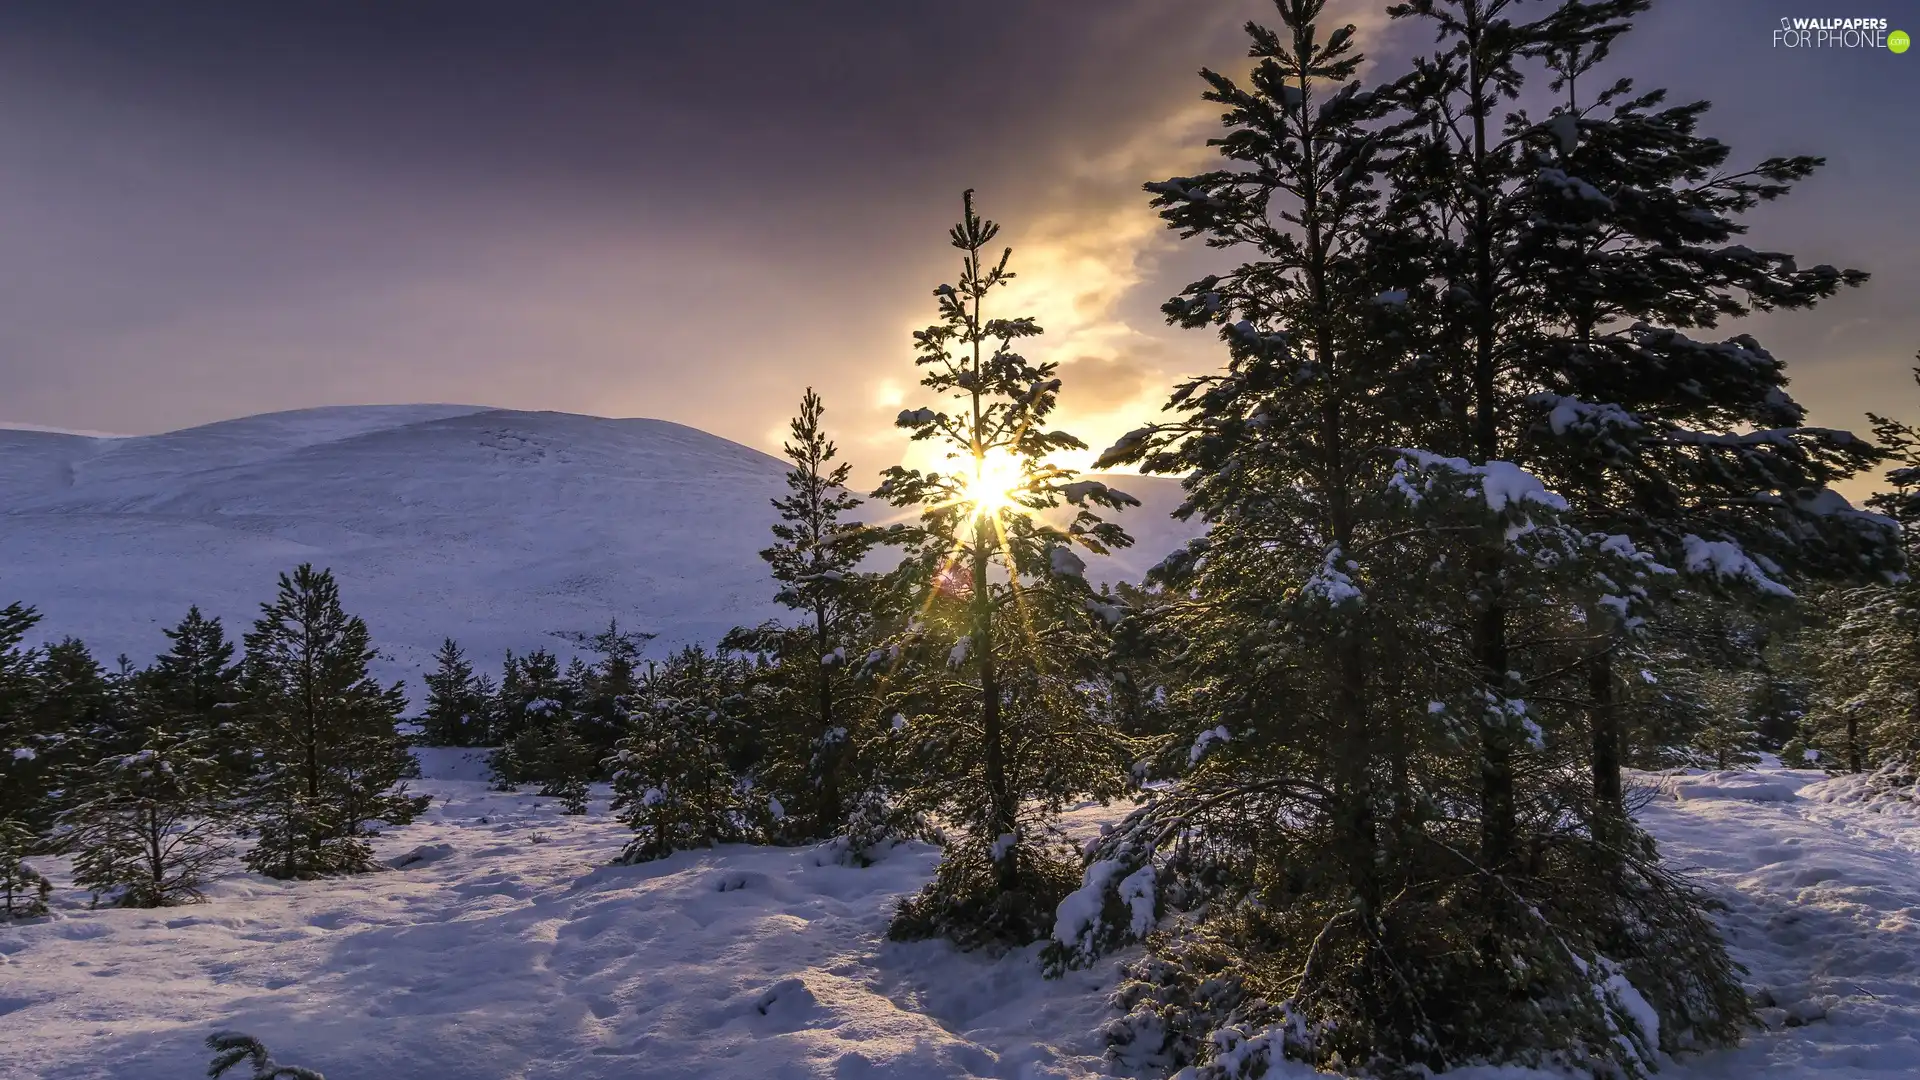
{"left": 0, "top": 815, "right": 51, "bottom": 919}
{"left": 534, "top": 713, "right": 597, "bottom": 813}
{"left": 236, "top": 565, "right": 427, "bottom": 879}
{"left": 486, "top": 627, "right": 655, "bottom": 795}
{"left": 1806, "top": 370, "right": 1920, "bottom": 776}
{"left": 874, "top": 190, "right": 1138, "bottom": 948}
{"left": 607, "top": 666, "right": 746, "bottom": 864}
{"left": 55, "top": 730, "right": 233, "bottom": 907}
{"left": 724, "top": 388, "right": 897, "bottom": 847}
{"left": 1459, "top": 5, "right": 1901, "bottom": 845}
{"left": 1066, "top": 2, "right": 1844, "bottom": 1072}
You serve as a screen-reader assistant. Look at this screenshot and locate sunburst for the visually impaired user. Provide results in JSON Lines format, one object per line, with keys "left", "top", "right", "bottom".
{"left": 957, "top": 447, "right": 1029, "bottom": 521}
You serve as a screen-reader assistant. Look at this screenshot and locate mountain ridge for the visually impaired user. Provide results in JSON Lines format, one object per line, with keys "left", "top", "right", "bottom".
{"left": 0, "top": 405, "right": 1193, "bottom": 687}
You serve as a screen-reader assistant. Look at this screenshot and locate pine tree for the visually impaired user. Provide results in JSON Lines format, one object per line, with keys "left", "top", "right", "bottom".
{"left": 725, "top": 389, "right": 893, "bottom": 845}
{"left": 570, "top": 619, "right": 651, "bottom": 761}
{"left": 607, "top": 687, "right": 744, "bottom": 864}
{"left": 206, "top": 1032, "right": 326, "bottom": 1080}
{"left": 874, "top": 190, "right": 1137, "bottom": 948}
{"left": 1804, "top": 417, "right": 1920, "bottom": 777}
{"left": 236, "top": 565, "right": 427, "bottom": 879}
{"left": 0, "top": 816, "right": 51, "bottom": 919}
{"left": 487, "top": 648, "right": 573, "bottom": 786}
{"left": 0, "top": 603, "right": 53, "bottom": 828}
{"left": 145, "top": 607, "right": 245, "bottom": 784}
{"left": 535, "top": 713, "right": 598, "bottom": 813}
{"left": 1804, "top": 360, "right": 1920, "bottom": 777}
{"left": 56, "top": 730, "right": 233, "bottom": 907}
{"left": 1869, "top": 361, "right": 1920, "bottom": 542}
{"left": 34, "top": 636, "right": 120, "bottom": 776}
{"left": 1484, "top": 11, "right": 1895, "bottom": 843}
{"left": 1078, "top": 3, "right": 1771, "bottom": 1072}
{"left": 420, "top": 639, "right": 485, "bottom": 747}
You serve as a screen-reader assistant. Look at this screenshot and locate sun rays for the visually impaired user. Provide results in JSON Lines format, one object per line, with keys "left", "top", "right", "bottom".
{"left": 957, "top": 446, "right": 1029, "bottom": 522}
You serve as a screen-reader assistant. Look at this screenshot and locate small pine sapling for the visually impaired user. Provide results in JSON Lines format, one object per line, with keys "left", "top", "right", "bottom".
{"left": 0, "top": 816, "right": 51, "bottom": 919}
{"left": 206, "top": 1031, "right": 326, "bottom": 1080}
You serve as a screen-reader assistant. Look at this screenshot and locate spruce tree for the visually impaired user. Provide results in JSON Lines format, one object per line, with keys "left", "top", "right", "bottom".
{"left": 726, "top": 388, "right": 892, "bottom": 844}
{"left": 0, "top": 603, "right": 53, "bottom": 828}
{"left": 488, "top": 648, "right": 572, "bottom": 785}
{"left": 1805, "top": 369, "right": 1920, "bottom": 777}
{"left": 34, "top": 636, "right": 119, "bottom": 771}
{"left": 145, "top": 607, "right": 245, "bottom": 784}
{"left": 237, "top": 565, "right": 427, "bottom": 879}
{"left": 0, "top": 816, "right": 51, "bottom": 919}
{"left": 570, "top": 619, "right": 650, "bottom": 760}
{"left": 56, "top": 730, "right": 233, "bottom": 907}
{"left": 1486, "top": 11, "right": 1896, "bottom": 842}
{"left": 1078, "top": 3, "right": 1780, "bottom": 1071}
{"left": 420, "top": 639, "right": 484, "bottom": 747}
{"left": 607, "top": 672, "right": 745, "bottom": 863}
{"left": 875, "top": 190, "right": 1137, "bottom": 947}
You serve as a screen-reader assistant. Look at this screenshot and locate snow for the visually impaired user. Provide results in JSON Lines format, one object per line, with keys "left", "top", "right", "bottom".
{"left": 1395, "top": 450, "right": 1569, "bottom": 515}
{"left": 1117, "top": 865, "right": 1156, "bottom": 938}
{"left": 1054, "top": 858, "right": 1127, "bottom": 951}
{"left": 1543, "top": 111, "right": 1580, "bottom": 156}
{"left": 1536, "top": 166, "right": 1613, "bottom": 208}
{"left": 1665, "top": 770, "right": 1809, "bottom": 804}
{"left": 0, "top": 406, "right": 1197, "bottom": 682}
{"left": 1632, "top": 767, "right": 1920, "bottom": 1079}
{"left": 989, "top": 833, "right": 1018, "bottom": 863}
{"left": 1681, "top": 534, "right": 1795, "bottom": 598}
{"left": 3, "top": 748, "right": 1135, "bottom": 1080}
{"left": 1535, "top": 395, "right": 1642, "bottom": 438}
{"left": 1301, "top": 547, "right": 1363, "bottom": 606}
{"left": 6, "top": 757, "right": 1920, "bottom": 1077}
{"left": 1050, "top": 546, "right": 1088, "bottom": 579}
{"left": 1189, "top": 724, "right": 1230, "bottom": 764}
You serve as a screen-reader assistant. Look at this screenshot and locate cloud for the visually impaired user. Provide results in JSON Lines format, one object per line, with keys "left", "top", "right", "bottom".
{"left": 1054, "top": 350, "right": 1156, "bottom": 413}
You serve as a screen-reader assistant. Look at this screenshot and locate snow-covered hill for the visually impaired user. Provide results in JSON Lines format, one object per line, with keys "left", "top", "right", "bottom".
{"left": 0, "top": 406, "right": 1195, "bottom": 683}
{"left": 5, "top": 761, "right": 1918, "bottom": 1079}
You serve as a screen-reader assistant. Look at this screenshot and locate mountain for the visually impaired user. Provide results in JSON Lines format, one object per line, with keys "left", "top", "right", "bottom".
{"left": 0, "top": 405, "right": 1196, "bottom": 683}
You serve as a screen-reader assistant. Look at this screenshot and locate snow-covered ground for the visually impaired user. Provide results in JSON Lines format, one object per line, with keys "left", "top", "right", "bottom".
{"left": 4, "top": 759, "right": 1918, "bottom": 1079}
{"left": 0, "top": 406, "right": 1196, "bottom": 683}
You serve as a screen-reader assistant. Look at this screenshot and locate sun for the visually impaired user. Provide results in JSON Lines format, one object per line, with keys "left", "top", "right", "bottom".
{"left": 958, "top": 447, "right": 1029, "bottom": 521}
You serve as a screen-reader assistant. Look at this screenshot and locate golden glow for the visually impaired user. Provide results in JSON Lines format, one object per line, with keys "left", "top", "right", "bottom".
{"left": 959, "top": 447, "right": 1029, "bottom": 521}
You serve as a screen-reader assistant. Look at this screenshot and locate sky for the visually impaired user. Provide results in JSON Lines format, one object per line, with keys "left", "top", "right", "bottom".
{"left": 1, "top": 0, "right": 1916, "bottom": 487}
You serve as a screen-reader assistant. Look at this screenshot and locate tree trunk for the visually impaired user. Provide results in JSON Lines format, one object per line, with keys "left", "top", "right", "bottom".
{"left": 1477, "top": 606, "right": 1516, "bottom": 869}
{"left": 1291, "top": 57, "right": 1379, "bottom": 913}
{"left": 973, "top": 516, "right": 1013, "bottom": 886}
{"left": 814, "top": 599, "right": 840, "bottom": 831}
{"left": 147, "top": 804, "right": 165, "bottom": 903}
{"left": 1462, "top": 1, "right": 1517, "bottom": 875}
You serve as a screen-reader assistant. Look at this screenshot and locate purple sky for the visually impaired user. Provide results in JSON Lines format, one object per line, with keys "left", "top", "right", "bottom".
{"left": 1, "top": 0, "right": 1915, "bottom": 484}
